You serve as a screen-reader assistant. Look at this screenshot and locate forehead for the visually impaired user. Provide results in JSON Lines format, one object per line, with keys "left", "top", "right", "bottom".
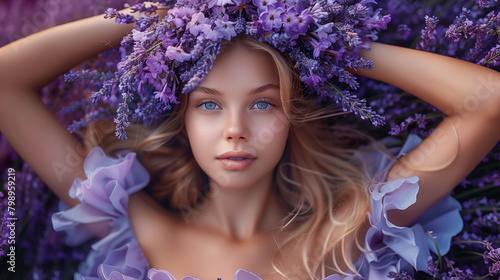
{"left": 198, "top": 44, "right": 280, "bottom": 90}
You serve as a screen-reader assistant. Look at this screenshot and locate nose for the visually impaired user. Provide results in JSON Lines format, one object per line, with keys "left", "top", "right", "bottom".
{"left": 223, "top": 110, "right": 250, "bottom": 141}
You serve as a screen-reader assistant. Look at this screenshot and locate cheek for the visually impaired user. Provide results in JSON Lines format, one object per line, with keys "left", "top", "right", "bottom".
{"left": 187, "top": 119, "right": 210, "bottom": 140}
{"left": 185, "top": 115, "right": 215, "bottom": 153}
{"left": 185, "top": 112, "right": 203, "bottom": 155}
{"left": 184, "top": 112, "right": 228, "bottom": 174}
{"left": 250, "top": 114, "right": 290, "bottom": 153}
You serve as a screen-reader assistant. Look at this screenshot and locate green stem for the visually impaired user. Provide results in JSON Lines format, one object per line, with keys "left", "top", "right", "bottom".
{"left": 472, "top": 274, "right": 494, "bottom": 280}
{"left": 146, "top": 41, "right": 162, "bottom": 53}
{"left": 455, "top": 240, "right": 486, "bottom": 245}
{"left": 427, "top": 231, "right": 443, "bottom": 272}
{"left": 453, "top": 184, "right": 499, "bottom": 200}
{"left": 481, "top": 52, "right": 500, "bottom": 66}
{"left": 462, "top": 251, "right": 487, "bottom": 258}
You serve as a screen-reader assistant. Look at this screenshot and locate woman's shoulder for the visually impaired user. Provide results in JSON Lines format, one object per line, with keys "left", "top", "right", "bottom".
{"left": 52, "top": 145, "right": 196, "bottom": 279}
{"left": 128, "top": 190, "right": 182, "bottom": 254}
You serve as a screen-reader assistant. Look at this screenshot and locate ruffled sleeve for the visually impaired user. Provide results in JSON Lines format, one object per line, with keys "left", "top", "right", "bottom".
{"left": 353, "top": 134, "right": 463, "bottom": 279}
{"left": 145, "top": 268, "right": 263, "bottom": 280}
{"left": 51, "top": 146, "right": 151, "bottom": 280}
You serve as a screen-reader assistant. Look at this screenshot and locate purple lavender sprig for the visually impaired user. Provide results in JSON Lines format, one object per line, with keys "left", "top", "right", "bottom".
{"left": 479, "top": 44, "right": 500, "bottom": 66}
{"left": 105, "top": 1, "right": 173, "bottom": 31}
{"left": 389, "top": 113, "right": 428, "bottom": 136}
{"left": 387, "top": 270, "right": 415, "bottom": 280}
{"left": 181, "top": 41, "right": 221, "bottom": 94}
{"left": 418, "top": 15, "right": 439, "bottom": 51}
{"left": 0, "top": 215, "right": 8, "bottom": 257}
{"left": 115, "top": 92, "right": 132, "bottom": 139}
{"left": 424, "top": 239, "right": 500, "bottom": 279}
{"left": 484, "top": 241, "right": 500, "bottom": 275}
{"left": 426, "top": 255, "right": 476, "bottom": 280}
{"left": 326, "top": 82, "right": 386, "bottom": 127}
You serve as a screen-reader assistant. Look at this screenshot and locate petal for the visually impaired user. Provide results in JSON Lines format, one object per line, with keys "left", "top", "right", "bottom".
{"left": 148, "top": 268, "right": 179, "bottom": 280}
{"left": 234, "top": 269, "right": 262, "bottom": 280}
{"left": 52, "top": 147, "right": 150, "bottom": 279}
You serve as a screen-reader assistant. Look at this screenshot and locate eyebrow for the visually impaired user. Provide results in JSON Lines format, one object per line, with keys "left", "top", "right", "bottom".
{"left": 193, "top": 83, "right": 280, "bottom": 96}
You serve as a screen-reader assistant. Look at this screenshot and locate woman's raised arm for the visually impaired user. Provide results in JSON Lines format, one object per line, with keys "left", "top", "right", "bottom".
{"left": 353, "top": 42, "right": 500, "bottom": 226}
{"left": 0, "top": 9, "right": 135, "bottom": 207}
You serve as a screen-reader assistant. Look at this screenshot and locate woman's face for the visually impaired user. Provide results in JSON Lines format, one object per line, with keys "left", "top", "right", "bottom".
{"left": 184, "top": 44, "right": 290, "bottom": 190}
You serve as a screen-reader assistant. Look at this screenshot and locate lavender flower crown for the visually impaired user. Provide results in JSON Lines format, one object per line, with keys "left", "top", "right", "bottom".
{"left": 69, "top": 0, "right": 391, "bottom": 139}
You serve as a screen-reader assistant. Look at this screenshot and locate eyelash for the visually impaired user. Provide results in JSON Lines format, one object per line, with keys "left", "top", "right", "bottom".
{"left": 198, "top": 99, "right": 220, "bottom": 110}
{"left": 196, "top": 99, "right": 276, "bottom": 111}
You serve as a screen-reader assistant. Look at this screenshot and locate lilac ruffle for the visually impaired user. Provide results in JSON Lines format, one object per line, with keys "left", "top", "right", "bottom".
{"left": 145, "top": 268, "right": 262, "bottom": 280}
{"left": 354, "top": 134, "right": 463, "bottom": 279}
{"left": 52, "top": 147, "right": 150, "bottom": 280}
{"left": 361, "top": 176, "right": 462, "bottom": 278}
{"left": 52, "top": 134, "right": 463, "bottom": 280}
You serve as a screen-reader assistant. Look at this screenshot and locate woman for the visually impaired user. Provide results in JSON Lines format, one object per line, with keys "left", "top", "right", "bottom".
{"left": 0, "top": 1, "right": 498, "bottom": 279}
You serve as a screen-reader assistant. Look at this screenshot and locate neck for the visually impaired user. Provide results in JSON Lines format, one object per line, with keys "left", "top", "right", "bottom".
{"left": 190, "top": 175, "right": 287, "bottom": 242}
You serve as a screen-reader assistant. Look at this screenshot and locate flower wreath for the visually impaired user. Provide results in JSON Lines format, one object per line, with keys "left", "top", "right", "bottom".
{"left": 65, "top": 0, "right": 391, "bottom": 139}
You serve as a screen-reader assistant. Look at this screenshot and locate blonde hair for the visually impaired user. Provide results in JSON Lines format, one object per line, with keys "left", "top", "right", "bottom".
{"left": 87, "top": 36, "right": 376, "bottom": 279}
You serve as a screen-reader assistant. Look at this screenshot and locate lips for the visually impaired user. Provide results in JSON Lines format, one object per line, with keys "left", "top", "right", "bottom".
{"left": 216, "top": 151, "right": 256, "bottom": 171}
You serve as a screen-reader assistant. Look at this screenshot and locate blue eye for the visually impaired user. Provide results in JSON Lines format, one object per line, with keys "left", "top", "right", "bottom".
{"left": 253, "top": 101, "right": 273, "bottom": 110}
{"left": 201, "top": 102, "right": 220, "bottom": 110}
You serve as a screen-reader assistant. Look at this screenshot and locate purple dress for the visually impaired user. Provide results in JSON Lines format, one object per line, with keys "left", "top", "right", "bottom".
{"left": 52, "top": 135, "right": 463, "bottom": 280}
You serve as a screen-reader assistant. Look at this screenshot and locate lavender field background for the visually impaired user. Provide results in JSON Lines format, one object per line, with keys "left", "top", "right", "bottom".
{"left": 0, "top": 0, "right": 499, "bottom": 279}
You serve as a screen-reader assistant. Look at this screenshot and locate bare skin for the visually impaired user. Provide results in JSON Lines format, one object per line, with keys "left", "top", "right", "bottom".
{"left": 0, "top": 5, "right": 498, "bottom": 280}
{"left": 183, "top": 44, "right": 290, "bottom": 241}
{"left": 128, "top": 45, "right": 311, "bottom": 279}
{"left": 351, "top": 44, "right": 500, "bottom": 226}
{"left": 129, "top": 192, "right": 292, "bottom": 279}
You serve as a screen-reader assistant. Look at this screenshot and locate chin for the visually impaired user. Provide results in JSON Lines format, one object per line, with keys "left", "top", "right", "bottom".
{"left": 217, "top": 181, "right": 256, "bottom": 191}
{"left": 209, "top": 175, "right": 264, "bottom": 191}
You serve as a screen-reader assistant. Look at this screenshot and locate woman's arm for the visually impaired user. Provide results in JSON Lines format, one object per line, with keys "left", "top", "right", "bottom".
{"left": 353, "top": 42, "right": 500, "bottom": 226}
{"left": 0, "top": 10, "right": 135, "bottom": 207}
